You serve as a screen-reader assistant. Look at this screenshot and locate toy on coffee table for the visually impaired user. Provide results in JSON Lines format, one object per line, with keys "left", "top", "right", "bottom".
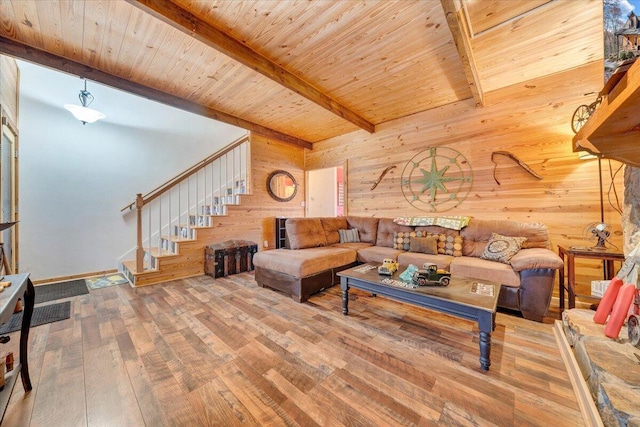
{"left": 378, "top": 259, "right": 399, "bottom": 276}
{"left": 412, "top": 264, "right": 451, "bottom": 287}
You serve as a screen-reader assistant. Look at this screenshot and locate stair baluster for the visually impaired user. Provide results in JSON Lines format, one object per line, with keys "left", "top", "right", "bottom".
{"left": 187, "top": 177, "right": 191, "bottom": 242}
{"left": 136, "top": 193, "right": 144, "bottom": 272}
{"left": 147, "top": 200, "right": 151, "bottom": 269}
{"left": 157, "top": 194, "right": 162, "bottom": 260}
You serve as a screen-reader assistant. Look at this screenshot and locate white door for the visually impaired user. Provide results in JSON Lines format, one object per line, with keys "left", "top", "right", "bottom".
{"left": 306, "top": 165, "right": 345, "bottom": 217}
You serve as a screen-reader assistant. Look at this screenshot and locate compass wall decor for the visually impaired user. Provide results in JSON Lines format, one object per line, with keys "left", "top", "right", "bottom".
{"left": 400, "top": 147, "right": 473, "bottom": 212}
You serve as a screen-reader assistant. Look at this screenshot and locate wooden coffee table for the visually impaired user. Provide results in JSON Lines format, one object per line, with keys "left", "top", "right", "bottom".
{"left": 338, "top": 263, "right": 500, "bottom": 371}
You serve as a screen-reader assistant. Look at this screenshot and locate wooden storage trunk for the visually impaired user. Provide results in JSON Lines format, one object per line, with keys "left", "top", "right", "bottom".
{"left": 205, "top": 240, "right": 258, "bottom": 278}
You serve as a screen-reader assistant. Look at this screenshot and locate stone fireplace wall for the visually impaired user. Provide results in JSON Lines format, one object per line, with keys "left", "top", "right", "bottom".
{"left": 623, "top": 166, "right": 640, "bottom": 257}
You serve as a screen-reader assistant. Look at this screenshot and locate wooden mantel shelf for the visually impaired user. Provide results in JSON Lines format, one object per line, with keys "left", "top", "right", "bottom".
{"left": 573, "top": 59, "right": 640, "bottom": 168}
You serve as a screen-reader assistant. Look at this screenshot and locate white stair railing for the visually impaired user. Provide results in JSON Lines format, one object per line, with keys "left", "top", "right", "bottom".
{"left": 122, "top": 135, "right": 250, "bottom": 272}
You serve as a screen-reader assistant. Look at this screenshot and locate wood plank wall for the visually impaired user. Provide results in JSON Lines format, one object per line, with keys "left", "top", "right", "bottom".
{"left": 0, "top": 55, "right": 19, "bottom": 128}
{"left": 306, "top": 61, "right": 625, "bottom": 301}
{"left": 0, "top": 55, "right": 19, "bottom": 274}
{"left": 205, "top": 134, "right": 305, "bottom": 251}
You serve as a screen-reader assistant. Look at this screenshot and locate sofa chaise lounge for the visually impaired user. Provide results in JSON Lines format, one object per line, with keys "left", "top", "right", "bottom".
{"left": 253, "top": 216, "right": 564, "bottom": 321}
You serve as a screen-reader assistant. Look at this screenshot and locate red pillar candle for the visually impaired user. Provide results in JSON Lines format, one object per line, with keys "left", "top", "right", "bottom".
{"left": 604, "top": 283, "right": 636, "bottom": 339}
{"left": 593, "top": 277, "right": 623, "bottom": 324}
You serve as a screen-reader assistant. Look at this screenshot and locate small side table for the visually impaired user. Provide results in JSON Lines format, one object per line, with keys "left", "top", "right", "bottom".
{"left": 557, "top": 246, "right": 625, "bottom": 316}
{"left": 0, "top": 273, "right": 34, "bottom": 423}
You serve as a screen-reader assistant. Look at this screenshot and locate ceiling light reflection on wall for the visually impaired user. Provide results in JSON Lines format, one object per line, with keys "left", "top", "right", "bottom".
{"left": 64, "top": 79, "right": 106, "bottom": 125}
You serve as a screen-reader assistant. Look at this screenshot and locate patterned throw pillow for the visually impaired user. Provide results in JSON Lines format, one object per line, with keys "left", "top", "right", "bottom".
{"left": 393, "top": 231, "right": 425, "bottom": 250}
{"left": 393, "top": 231, "right": 462, "bottom": 256}
{"left": 431, "top": 234, "right": 463, "bottom": 256}
{"left": 481, "top": 233, "right": 527, "bottom": 264}
{"left": 338, "top": 228, "right": 360, "bottom": 243}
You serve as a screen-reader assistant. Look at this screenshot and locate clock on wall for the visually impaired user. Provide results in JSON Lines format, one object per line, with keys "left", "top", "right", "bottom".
{"left": 400, "top": 147, "right": 473, "bottom": 212}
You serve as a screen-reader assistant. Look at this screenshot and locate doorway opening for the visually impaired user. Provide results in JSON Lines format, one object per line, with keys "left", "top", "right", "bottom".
{"left": 306, "top": 164, "right": 346, "bottom": 217}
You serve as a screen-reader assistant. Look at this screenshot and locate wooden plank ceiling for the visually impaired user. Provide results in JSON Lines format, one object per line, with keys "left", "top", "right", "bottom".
{"left": 0, "top": 0, "right": 603, "bottom": 148}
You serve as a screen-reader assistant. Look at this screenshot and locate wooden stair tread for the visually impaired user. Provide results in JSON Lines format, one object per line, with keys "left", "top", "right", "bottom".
{"left": 146, "top": 247, "right": 179, "bottom": 258}
{"left": 171, "top": 237, "right": 196, "bottom": 243}
{"left": 122, "top": 260, "right": 203, "bottom": 286}
{"left": 178, "top": 224, "right": 214, "bottom": 230}
{"left": 162, "top": 235, "right": 197, "bottom": 243}
{"left": 122, "top": 260, "right": 159, "bottom": 276}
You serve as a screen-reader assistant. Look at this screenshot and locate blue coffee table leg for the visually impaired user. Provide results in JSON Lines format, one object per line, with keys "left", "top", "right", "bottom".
{"left": 479, "top": 332, "right": 491, "bottom": 371}
{"left": 342, "top": 288, "right": 349, "bottom": 315}
{"left": 340, "top": 277, "right": 349, "bottom": 315}
{"left": 478, "top": 311, "right": 495, "bottom": 371}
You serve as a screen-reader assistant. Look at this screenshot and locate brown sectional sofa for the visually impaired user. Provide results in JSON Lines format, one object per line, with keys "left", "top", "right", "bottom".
{"left": 253, "top": 216, "right": 564, "bottom": 321}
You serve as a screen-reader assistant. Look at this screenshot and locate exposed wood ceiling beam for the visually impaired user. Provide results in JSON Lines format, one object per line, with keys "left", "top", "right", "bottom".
{"left": 466, "top": 1, "right": 554, "bottom": 38}
{"left": 441, "top": 0, "right": 484, "bottom": 107}
{"left": 0, "top": 36, "right": 312, "bottom": 150}
{"left": 125, "top": 0, "right": 375, "bottom": 134}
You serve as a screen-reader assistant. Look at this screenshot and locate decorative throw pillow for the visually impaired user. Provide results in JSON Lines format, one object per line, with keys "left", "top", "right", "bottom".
{"left": 393, "top": 231, "right": 463, "bottom": 255}
{"left": 437, "top": 234, "right": 463, "bottom": 256}
{"left": 338, "top": 228, "right": 360, "bottom": 243}
{"left": 393, "top": 231, "right": 425, "bottom": 250}
{"left": 481, "top": 233, "right": 527, "bottom": 264}
{"left": 409, "top": 236, "right": 438, "bottom": 254}
{"left": 420, "top": 233, "right": 463, "bottom": 256}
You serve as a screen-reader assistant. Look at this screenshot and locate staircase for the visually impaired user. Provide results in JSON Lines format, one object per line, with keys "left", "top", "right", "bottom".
{"left": 120, "top": 134, "right": 251, "bottom": 287}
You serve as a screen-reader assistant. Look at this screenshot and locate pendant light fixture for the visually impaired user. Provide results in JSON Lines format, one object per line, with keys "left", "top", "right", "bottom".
{"left": 64, "top": 78, "right": 106, "bottom": 125}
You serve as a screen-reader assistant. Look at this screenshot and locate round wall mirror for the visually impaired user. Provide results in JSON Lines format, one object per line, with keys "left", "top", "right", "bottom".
{"left": 267, "top": 170, "right": 297, "bottom": 202}
{"left": 267, "top": 170, "right": 298, "bottom": 202}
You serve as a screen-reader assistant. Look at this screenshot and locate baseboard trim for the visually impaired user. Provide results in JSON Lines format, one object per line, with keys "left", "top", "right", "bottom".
{"left": 33, "top": 269, "right": 119, "bottom": 285}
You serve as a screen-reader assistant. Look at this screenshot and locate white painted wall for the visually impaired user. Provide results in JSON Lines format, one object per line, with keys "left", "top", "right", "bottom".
{"left": 18, "top": 62, "right": 246, "bottom": 280}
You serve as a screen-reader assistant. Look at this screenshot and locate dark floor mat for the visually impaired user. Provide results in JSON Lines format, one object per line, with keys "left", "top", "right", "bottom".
{"left": 34, "top": 279, "right": 89, "bottom": 304}
{"left": 0, "top": 301, "right": 71, "bottom": 334}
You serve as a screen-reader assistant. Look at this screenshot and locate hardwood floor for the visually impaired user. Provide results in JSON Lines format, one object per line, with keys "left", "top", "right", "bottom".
{"left": 2, "top": 272, "right": 583, "bottom": 426}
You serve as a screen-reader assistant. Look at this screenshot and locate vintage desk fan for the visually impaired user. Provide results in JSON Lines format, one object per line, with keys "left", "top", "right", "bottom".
{"left": 585, "top": 222, "right": 612, "bottom": 250}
